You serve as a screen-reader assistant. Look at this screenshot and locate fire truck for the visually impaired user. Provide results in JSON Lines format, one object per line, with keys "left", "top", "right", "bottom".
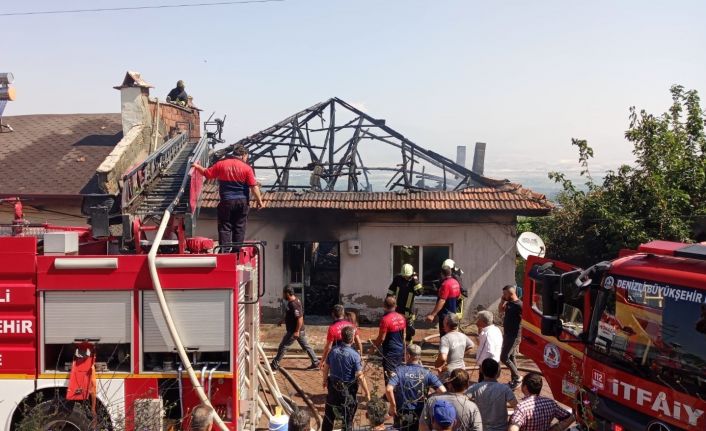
{"left": 0, "top": 123, "right": 265, "bottom": 430}
{"left": 521, "top": 240, "right": 706, "bottom": 430}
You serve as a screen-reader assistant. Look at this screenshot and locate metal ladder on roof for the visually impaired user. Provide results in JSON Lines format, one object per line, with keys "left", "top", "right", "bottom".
{"left": 121, "top": 131, "right": 210, "bottom": 252}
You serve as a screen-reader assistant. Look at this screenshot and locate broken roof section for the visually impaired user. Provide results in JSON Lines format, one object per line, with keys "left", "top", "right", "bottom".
{"left": 215, "top": 97, "right": 510, "bottom": 193}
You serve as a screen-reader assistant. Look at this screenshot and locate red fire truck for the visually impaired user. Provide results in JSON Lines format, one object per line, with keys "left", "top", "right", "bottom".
{"left": 0, "top": 225, "right": 263, "bottom": 431}
{"left": 521, "top": 240, "right": 706, "bottom": 430}
{"left": 0, "top": 158, "right": 266, "bottom": 431}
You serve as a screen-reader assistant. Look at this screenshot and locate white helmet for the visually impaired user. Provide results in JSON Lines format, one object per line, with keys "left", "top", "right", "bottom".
{"left": 442, "top": 258, "right": 456, "bottom": 270}
{"left": 401, "top": 263, "right": 414, "bottom": 277}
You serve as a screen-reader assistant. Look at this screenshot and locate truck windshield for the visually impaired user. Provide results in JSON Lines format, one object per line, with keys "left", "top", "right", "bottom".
{"left": 592, "top": 277, "right": 706, "bottom": 399}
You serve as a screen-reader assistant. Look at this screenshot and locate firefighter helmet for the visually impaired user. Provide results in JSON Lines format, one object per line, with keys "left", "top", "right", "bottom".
{"left": 401, "top": 263, "right": 414, "bottom": 277}
{"left": 442, "top": 258, "right": 456, "bottom": 269}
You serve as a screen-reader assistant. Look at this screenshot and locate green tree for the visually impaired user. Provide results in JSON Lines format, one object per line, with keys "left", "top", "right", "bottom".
{"left": 526, "top": 85, "right": 706, "bottom": 268}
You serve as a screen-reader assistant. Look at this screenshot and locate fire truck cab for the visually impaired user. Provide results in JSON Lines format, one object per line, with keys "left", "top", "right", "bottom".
{"left": 521, "top": 240, "right": 706, "bottom": 430}
{"left": 0, "top": 231, "right": 263, "bottom": 431}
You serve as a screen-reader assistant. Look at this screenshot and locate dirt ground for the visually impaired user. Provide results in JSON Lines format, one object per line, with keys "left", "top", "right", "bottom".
{"left": 257, "top": 322, "right": 566, "bottom": 429}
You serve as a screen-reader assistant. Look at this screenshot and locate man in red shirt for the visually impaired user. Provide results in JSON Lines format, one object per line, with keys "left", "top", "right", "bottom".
{"left": 192, "top": 144, "right": 263, "bottom": 250}
{"left": 370, "top": 296, "right": 407, "bottom": 384}
{"left": 425, "top": 265, "right": 461, "bottom": 337}
{"left": 320, "top": 304, "right": 363, "bottom": 367}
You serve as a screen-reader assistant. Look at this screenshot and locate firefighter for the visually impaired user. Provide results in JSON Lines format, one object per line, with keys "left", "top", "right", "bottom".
{"left": 442, "top": 258, "right": 466, "bottom": 317}
{"left": 425, "top": 264, "right": 461, "bottom": 337}
{"left": 369, "top": 296, "right": 407, "bottom": 384}
{"left": 192, "top": 144, "right": 263, "bottom": 252}
{"left": 388, "top": 263, "right": 423, "bottom": 343}
{"left": 166, "top": 80, "right": 189, "bottom": 106}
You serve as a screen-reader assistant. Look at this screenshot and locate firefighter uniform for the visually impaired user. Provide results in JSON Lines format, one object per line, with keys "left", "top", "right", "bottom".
{"left": 388, "top": 264, "right": 423, "bottom": 343}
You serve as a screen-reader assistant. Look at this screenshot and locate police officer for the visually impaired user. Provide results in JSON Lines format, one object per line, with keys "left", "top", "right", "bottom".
{"left": 321, "top": 326, "right": 371, "bottom": 431}
{"left": 385, "top": 344, "right": 446, "bottom": 431}
{"left": 388, "top": 263, "right": 424, "bottom": 343}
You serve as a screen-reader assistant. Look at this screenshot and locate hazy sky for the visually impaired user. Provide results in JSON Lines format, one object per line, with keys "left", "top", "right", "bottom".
{"left": 3, "top": 0, "right": 706, "bottom": 183}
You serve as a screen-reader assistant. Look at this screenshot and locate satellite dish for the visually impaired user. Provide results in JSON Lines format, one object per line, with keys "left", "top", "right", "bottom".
{"left": 516, "top": 232, "right": 546, "bottom": 260}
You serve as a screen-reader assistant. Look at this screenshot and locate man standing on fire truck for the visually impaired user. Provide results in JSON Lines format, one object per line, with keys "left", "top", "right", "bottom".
{"left": 192, "top": 144, "right": 263, "bottom": 251}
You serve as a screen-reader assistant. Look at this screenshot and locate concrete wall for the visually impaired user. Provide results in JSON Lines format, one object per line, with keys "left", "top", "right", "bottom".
{"left": 194, "top": 211, "right": 517, "bottom": 322}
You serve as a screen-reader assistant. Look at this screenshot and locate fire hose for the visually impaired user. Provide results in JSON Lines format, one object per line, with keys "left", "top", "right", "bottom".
{"left": 148, "top": 212, "right": 229, "bottom": 431}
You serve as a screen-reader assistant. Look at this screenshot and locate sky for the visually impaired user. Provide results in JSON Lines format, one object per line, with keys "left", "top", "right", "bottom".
{"left": 3, "top": 0, "right": 706, "bottom": 191}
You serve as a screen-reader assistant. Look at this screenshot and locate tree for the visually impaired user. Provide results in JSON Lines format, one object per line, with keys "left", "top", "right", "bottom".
{"left": 525, "top": 85, "right": 706, "bottom": 268}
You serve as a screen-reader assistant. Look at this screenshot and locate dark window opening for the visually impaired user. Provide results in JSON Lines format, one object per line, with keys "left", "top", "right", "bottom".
{"left": 284, "top": 241, "right": 340, "bottom": 315}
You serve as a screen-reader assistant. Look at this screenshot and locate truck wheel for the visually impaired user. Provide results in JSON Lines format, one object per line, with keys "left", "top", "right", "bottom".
{"left": 16, "top": 401, "right": 93, "bottom": 431}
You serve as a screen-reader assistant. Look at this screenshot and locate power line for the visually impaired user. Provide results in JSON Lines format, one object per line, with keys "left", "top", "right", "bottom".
{"left": 0, "top": 0, "right": 285, "bottom": 17}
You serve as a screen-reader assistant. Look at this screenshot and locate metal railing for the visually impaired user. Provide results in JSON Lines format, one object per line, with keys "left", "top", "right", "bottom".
{"left": 121, "top": 133, "right": 190, "bottom": 211}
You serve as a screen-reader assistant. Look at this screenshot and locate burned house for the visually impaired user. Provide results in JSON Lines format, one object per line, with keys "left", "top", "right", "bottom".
{"left": 200, "top": 98, "right": 552, "bottom": 320}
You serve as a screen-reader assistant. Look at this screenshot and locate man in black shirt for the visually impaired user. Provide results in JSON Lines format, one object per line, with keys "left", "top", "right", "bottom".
{"left": 499, "top": 284, "right": 523, "bottom": 389}
{"left": 166, "top": 80, "right": 188, "bottom": 106}
{"left": 270, "top": 286, "right": 319, "bottom": 371}
{"left": 388, "top": 263, "right": 423, "bottom": 343}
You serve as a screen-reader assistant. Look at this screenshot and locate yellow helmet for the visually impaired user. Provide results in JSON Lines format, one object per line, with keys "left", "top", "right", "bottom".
{"left": 401, "top": 263, "right": 414, "bottom": 277}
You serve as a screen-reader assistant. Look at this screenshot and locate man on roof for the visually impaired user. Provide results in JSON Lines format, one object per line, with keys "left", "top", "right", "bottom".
{"left": 167, "top": 80, "right": 189, "bottom": 106}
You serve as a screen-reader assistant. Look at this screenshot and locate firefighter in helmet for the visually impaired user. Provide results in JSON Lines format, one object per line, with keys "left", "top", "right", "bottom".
{"left": 442, "top": 258, "right": 466, "bottom": 319}
{"left": 388, "top": 263, "right": 424, "bottom": 344}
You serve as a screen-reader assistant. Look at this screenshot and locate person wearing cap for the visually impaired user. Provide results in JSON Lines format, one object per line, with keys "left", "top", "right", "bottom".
{"left": 425, "top": 263, "right": 462, "bottom": 337}
{"left": 434, "top": 314, "right": 474, "bottom": 381}
{"left": 322, "top": 325, "right": 371, "bottom": 431}
{"left": 421, "top": 369, "right": 482, "bottom": 431}
{"left": 388, "top": 263, "right": 424, "bottom": 343}
{"left": 467, "top": 358, "right": 517, "bottom": 431}
{"left": 430, "top": 399, "right": 456, "bottom": 431}
{"left": 385, "top": 344, "right": 446, "bottom": 431}
{"left": 167, "top": 80, "right": 189, "bottom": 106}
{"left": 192, "top": 144, "right": 263, "bottom": 252}
{"left": 370, "top": 296, "right": 407, "bottom": 384}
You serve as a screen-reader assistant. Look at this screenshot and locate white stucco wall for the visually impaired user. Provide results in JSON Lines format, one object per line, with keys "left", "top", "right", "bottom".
{"left": 195, "top": 213, "right": 517, "bottom": 322}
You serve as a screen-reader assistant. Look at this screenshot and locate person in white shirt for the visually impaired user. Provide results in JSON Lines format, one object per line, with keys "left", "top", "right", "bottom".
{"left": 434, "top": 314, "right": 474, "bottom": 382}
{"left": 475, "top": 310, "right": 503, "bottom": 381}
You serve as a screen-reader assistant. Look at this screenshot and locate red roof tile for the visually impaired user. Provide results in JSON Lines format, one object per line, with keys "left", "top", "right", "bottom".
{"left": 200, "top": 182, "right": 553, "bottom": 214}
{"left": 0, "top": 114, "right": 122, "bottom": 197}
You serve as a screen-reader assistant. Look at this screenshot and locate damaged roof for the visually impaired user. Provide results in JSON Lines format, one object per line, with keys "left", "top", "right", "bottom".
{"left": 201, "top": 182, "right": 553, "bottom": 214}
{"left": 0, "top": 114, "right": 122, "bottom": 197}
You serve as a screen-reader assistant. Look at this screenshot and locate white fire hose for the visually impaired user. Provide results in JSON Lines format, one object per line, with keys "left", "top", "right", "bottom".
{"left": 148, "top": 212, "right": 229, "bottom": 431}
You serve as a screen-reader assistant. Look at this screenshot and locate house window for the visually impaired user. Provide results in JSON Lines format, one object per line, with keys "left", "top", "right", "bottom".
{"left": 392, "top": 245, "right": 452, "bottom": 293}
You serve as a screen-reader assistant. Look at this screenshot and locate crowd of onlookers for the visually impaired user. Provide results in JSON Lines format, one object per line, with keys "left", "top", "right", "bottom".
{"left": 188, "top": 261, "right": 573, "bottom": 431}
